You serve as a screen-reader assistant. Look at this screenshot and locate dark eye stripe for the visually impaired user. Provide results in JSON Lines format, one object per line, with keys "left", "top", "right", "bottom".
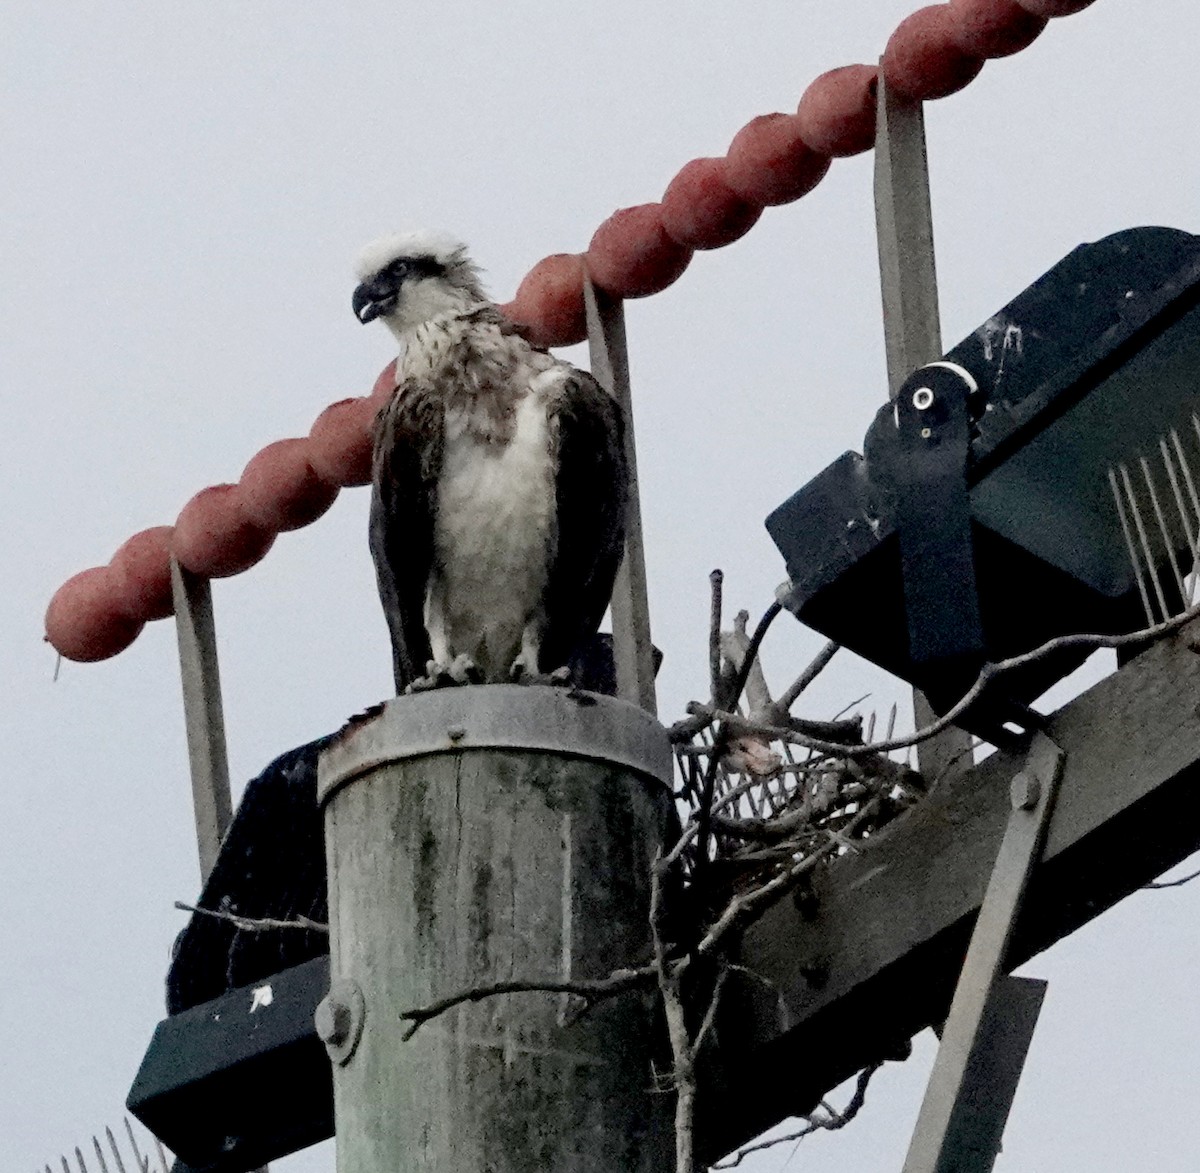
{"left": 381, "top": 256, "right": 445, "bottom": 282}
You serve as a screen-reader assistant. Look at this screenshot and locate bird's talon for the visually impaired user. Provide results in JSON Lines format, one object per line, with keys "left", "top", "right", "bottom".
{"left": 508, "top": 658, "right": 569, "bottom": 687}
{"left": 448, "top": 654, "right": 480, "bottom": 685}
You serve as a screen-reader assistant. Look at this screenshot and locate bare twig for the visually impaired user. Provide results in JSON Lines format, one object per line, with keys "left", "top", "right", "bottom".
{"left": 649, "top": 855, "right": 698, "bottom": 1173}
{"left": 686, "top": 601, "right": 1194, "bottom": 762}
{"left": 174, "top": 900, "right": 328, "bottom": 934}
{"left": 698, "top": 799, "right": 882, "bottom": 956}
{"left": 668, "top": 602, "right": 785, "bottom": 746}
{"left": 677, "top": 597, "right": 1200, "bottom": 761}
{"left": 712, "top": 1060, "right": 884, "bottom": 1168}
{"left": 1144, "top": 866, "right": 1200, "bottom": 890}
{"left": 398, "top": 969, "right": 653, "bottom": 1041}
{"left": 663, "top": 767, "right": 836, "bottom": 870}
{"left": 775, "top": 639, "right": 840, "bottom": 714}
{"left": 692, "top": 967, "right": 729, "bottom": 1058}
{"left": 692, "top": 601, "right": 786, "bottom": 881}
{"left": 685, "top": 704, "right": 861, "bottom": 747}
{"left": 709, "top": 569, "right": 724, "bottom": 706}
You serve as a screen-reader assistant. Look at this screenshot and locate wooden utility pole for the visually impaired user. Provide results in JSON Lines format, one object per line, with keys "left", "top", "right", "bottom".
{"left": 316, "top": 685, "right": 676, "bottom": 1172}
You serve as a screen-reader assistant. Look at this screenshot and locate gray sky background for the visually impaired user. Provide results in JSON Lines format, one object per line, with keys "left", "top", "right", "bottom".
{"left": 5, "top": 1, "right": 1200, "bottom": 1169}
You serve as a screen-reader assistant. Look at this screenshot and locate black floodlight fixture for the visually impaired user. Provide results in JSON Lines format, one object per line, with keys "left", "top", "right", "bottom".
{"left": 128, "top": 957, "right": 333, "bottom": 1171}
{"left": 767, "top": 226, "right": 1200, "bottom": 739}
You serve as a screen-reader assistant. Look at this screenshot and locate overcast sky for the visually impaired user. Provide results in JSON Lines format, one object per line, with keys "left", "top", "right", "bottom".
{"left": 6, "top": 1, "right": 1200, "bottom": 1169}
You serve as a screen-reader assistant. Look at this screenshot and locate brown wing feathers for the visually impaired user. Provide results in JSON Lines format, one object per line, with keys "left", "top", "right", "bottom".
{"left": 369, "top": 387, "right": 443, "bottom": 691}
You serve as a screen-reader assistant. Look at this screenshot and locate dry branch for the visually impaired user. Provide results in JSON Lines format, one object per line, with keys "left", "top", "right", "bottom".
{"left": 712, "top": 1061, "right": 884, "bottom": 1168}
{"left": 397, "top": 969, "right": 653, "bottom": 1041}
{"left": 174, "top": 900, "right": 328, "bottom": 934}
{"left": 1144, "top": 866, "right": 1200, "bottom": 890}
{"left": 775, "top": 639, "right": 840, "bottom": 713}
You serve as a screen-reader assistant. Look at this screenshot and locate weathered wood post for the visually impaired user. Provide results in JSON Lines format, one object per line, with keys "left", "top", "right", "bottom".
{"left": 316, "top": 684, "right": 677, "bottom": 1171}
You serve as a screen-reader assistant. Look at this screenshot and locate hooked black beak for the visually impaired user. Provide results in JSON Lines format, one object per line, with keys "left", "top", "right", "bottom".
{"left": 352, "top": 279, "right": 396, "bottom": 324}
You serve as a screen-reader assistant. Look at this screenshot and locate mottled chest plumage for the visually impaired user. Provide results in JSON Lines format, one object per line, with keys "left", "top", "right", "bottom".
{"left": 368, "top": 299, "right": 628, "bottom": 693}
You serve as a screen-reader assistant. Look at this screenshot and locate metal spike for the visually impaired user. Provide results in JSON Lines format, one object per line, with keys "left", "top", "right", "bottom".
{"left": 866, "top": 711, "right": 877, "bottom": 743}
{"left": 152, "top": 1139, "right": 168, "bottom": 1173}
{"left": 1160, "top": 436, "right": 1200, "bottom": 604}
{"left": 91, "top": 1138, "right": 110, "bottom": 1173}
{"left": 104, "top": 1129, "right": 127, "bottom": 1173}
{"left": 1140, "top": 454, "right": 1187, "bottom": 606}
{"left": 1175, "top": 424, "right": 1200, "bottom": 600}
{"left": 886, "top": 702, "right": 898, "bottom": 742}
{"left": 1111, "top": 464, "right": 1159, "bottom": 623}
{"left": 74, "top": 1148, "right": 88, "bottom": 1173}
{"left": 61, "top": 1158, "right": 71, "bottom": 1173}
{"left": 1174, "top": 426, "right": 1200, "bottom": 528}
{"left": 1121, "top": 461, "right": 1171, "bottom": 621}
{"left": 122, "top": 1121, "right": 147, "bottom": 1173}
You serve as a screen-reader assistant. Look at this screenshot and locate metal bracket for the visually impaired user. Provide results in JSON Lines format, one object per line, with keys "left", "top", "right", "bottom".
{"left": 171, "top": 557, "right": 233, "bottom": 883}
{"left": 866, "top": 363, "right": 986, "bottom": 674}
{"left": 872, "top": 71, "right": 974, "bottom": 786}
{"left": 902, "top": 731, "right": 1064, "bottom": 1173}
{"left": 584, "top": 277, "right": 658, "bottom": 718}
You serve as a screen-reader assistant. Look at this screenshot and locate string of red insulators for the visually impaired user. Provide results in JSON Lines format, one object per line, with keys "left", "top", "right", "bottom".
{"left": 44, "top": 0, "right": 1095, "bottom": 663}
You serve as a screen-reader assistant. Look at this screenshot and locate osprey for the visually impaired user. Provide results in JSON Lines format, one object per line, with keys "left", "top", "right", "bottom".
{"left": 353, "top": 231, "right": 629, "bottom": 693}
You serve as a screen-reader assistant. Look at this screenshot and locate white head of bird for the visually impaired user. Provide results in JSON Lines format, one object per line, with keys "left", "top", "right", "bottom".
{"left": 352, "top": 231, "right": 488, "bottom": 341}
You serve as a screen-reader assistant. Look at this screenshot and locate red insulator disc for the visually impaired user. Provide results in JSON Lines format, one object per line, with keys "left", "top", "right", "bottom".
{"left": 795, "top": 65, "right": 880, "bottom": 157}
{"left": 725, "top": 114, "right": 832, "bottom": 206}
{"left": 883, "top": 5, "right": 987, "bottom": 101}
{"left": 509, "top": 254, "right": 588, "bottom": 348}
{"left": 660, "top": 158, "right": 763, "bottom": 251}
{"left": 240, "top": 438, "right": 339, "bottom": 532}
{"left": 308, "top": 397, "right": 380, "bottom": 488}
{"left": 172, "top": 483, "right": 276, "bottom": 578}
{"left": 45, "top": 566, "right": 144, "bottom": 662}
{"left": 586, "top": 204, "right": 694, "bottom": 299}
{"left": 369, "top": 359, "right": 398, "bottom": 402}
{"left": 948, "top": 0, "right": 1048, "bottom": 57}
{"left": 110, "top": 526, "right": 175, "bottom": 622}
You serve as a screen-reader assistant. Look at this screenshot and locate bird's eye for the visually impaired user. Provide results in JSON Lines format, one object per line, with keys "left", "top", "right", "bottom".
{"left": 385, "top": 259, "right": 410, "bottom": 281}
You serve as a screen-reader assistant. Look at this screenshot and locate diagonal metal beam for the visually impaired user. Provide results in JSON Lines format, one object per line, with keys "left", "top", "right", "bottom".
{"left": 902, "top": 733, "right": 1063, "bottom": 1172}
{"left": 584, "top": 277, "right": 658, "bottom": 715}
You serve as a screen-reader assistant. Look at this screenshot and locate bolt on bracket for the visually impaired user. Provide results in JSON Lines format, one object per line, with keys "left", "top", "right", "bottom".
{"left": 315, "top": 978, "right": 366, "bottom": 1066}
